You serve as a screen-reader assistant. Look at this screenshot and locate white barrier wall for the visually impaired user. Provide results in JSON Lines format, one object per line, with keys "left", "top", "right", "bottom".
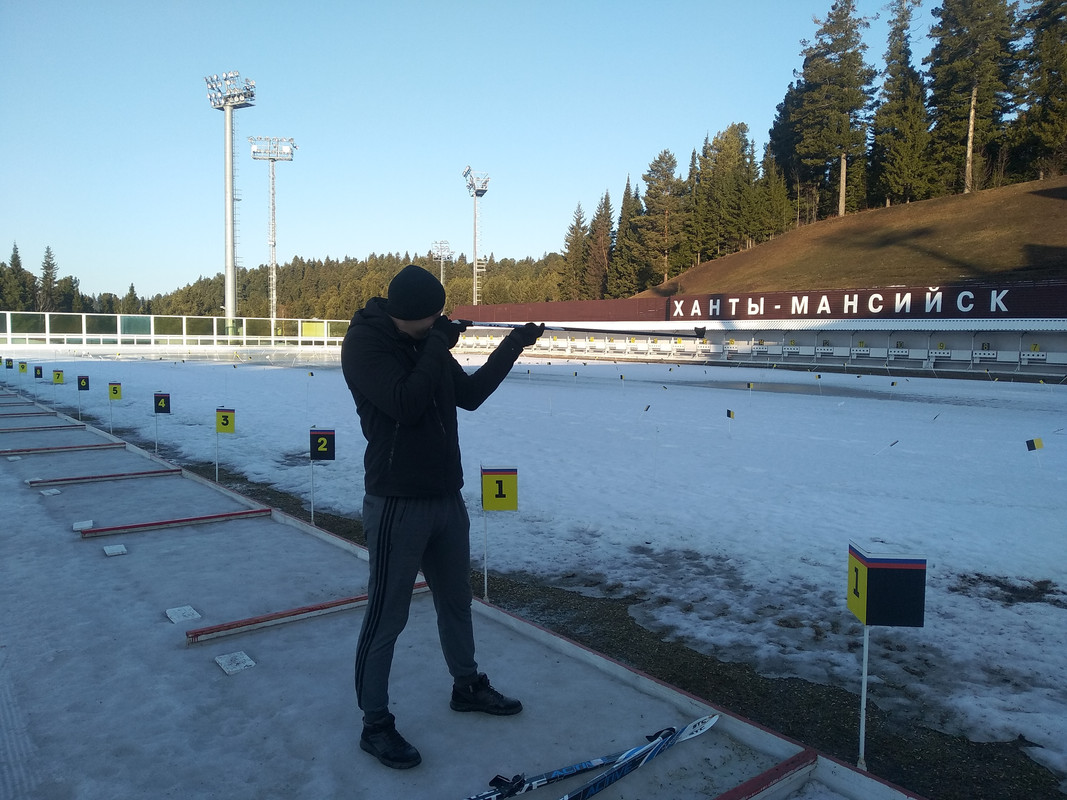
{"left": 2, "top": 310, "right": 1065, "bottom": 379}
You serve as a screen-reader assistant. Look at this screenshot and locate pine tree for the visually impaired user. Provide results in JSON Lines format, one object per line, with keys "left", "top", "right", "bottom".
{"left": 607, "top": 178, "right": 644, "bottom": 298}
{"left": 756, "top": 150, "right": 795, "bottom": 241}
{"left": 120, "top": 283, "right": 141, "bottom": 314}
{"left": 0, "top": 248, "right": 9, "bottom": 310}
{"left": 39, "top": 246, "right": 59, "bottom": 312}
{"left": 559, "top": 203, "right": 588, "bottom": 301}
{"left": 1011, "top": 0, "right": 1067, "bottom": 177}
{"left": 791, "top": 0, "right": 877, "bottom": 217}
{"left": 689, "top": 140, "right": 713, "bottom": 263}
{"left": 925, "top": 0, "right": 1021, "bottom": 193}
{"left": 54, "top": 276, "right": 84, "bottom": 313}
{"left": 1, "top": 243, "right": 38, "bottom": 311}
{"left": 637, "top": 150, "right": 686, "bottom": 284}
{"left": 703, "top": 124, "right": 759, "bottom": 255}
{"left": 769, "top": 81, "right": 813, "bottom": 224}
{"left": 678, "top": 150, "right": 702, "bottom": 268}
{"left": 586, "top": 192, "right": 614, "bottom": 300}
{"left": 870, "top": 0, "right": 935, "bottom": 204}
{"left": 736, "top": 138, "right": 764, "bottom": 250}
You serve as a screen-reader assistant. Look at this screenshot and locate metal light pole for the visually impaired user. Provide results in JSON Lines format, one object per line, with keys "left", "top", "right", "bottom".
{"left": 432, "top": 240, "right": 453, "bottom": 286}
{"left": 249, "top": 137, "right": 297, "bottom": 325}
{"left": 463, "top": 166, "right": 489, "bottom": 305}
{"left": 205, "top": 70, "right": 255, "bottom": 334}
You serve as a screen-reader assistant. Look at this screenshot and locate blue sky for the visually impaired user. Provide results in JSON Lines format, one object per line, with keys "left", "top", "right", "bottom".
{"left": 1, "top": 1, "right": 937, "bottom": 299}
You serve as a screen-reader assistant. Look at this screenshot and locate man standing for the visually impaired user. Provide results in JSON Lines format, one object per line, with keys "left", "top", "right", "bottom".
{"left": 341, "top": 264, "right": 544, "bottom": 769}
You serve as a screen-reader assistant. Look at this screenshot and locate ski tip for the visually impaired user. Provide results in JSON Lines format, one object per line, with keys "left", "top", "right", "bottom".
{"left": 683, "top": 714, "right": 720, "bottom": 738}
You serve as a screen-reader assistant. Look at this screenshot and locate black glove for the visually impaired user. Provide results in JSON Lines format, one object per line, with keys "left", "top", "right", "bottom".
{"left": 507, "top": 322, "right": 545, "bottom": 348}
{"left": 431, "top": 315, "right": 469, "bottom": 348}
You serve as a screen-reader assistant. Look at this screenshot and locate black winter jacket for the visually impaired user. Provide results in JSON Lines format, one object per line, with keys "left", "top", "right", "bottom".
{"left": 341, "top": 298, "right": 524, "bottom": 497}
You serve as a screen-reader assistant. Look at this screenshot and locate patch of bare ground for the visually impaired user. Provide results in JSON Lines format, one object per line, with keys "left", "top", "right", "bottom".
{"left": 643, "top": 175, "right": 1067, "bottom": 297}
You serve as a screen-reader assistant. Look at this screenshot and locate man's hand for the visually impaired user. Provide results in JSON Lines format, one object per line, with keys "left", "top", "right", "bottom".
{"left": 431, "top": 316, "right": 469, "bottom": 348}
{"left": 508, "top": 322, "right": 546, "bottom": 348}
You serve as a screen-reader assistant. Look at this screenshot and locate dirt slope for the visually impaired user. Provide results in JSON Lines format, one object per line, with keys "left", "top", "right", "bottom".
{"left": 643, "top": 175, "right": 1067, "bottom": 296}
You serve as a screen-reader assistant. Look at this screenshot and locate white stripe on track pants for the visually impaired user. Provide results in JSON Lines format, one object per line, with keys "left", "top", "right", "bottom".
{"left": 354, "top": 492, "right": 478, "bottom": 719}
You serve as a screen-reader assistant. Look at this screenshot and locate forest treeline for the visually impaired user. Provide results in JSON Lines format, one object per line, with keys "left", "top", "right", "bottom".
{"left": 3, "top": 0, "right": 1064, "bottom": 319}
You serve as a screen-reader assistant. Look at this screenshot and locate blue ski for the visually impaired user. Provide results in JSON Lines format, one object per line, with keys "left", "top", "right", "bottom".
{"left": 463, "top": 714, "right": 718, "bottom": 800}
{"left": 464, "top": 751, "right": 628, "bottom": 800}
{"left": 553, "top": 714, "right": 719, "bottom": 800}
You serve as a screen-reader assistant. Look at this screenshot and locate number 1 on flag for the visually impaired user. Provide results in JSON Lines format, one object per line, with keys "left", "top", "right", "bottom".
{"left": 481, "top": 467, "right": 518, "bottom": 511}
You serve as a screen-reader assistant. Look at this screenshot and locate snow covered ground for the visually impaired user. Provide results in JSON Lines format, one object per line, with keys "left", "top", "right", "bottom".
{"left": 9, "top": 353, "right": 1065, "bottom": 781}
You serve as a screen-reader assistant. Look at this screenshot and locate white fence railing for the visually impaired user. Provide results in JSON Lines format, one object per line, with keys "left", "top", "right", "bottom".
{"left": 3, "top": 311, "right": 1066, "bottom": 379}
{"left": 0, "top": 311, "right": 348, "bottom": 348}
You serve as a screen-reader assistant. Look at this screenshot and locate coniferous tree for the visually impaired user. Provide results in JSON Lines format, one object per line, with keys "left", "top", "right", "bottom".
{"left": 791, "top": 0, "right": 877, "bottom": 217}
{"left": 870, "top": 0, "right": 935, "bottom": 204}
{"left": 0, "top": 248, "right": 10, "bottom": 310}
{"left": 704, "top": 124, "right": 759, "bottom": 254}
{"left": 637, "top": 150, "right": 686, "bottom": 284}
{"left": 586, "top": 192, "right": 614, "bottom": 299}
{"left": 689, "top": 140, "right": 715, "bottom": 263}
{"left": 607, "top": 178, "right": 644, "bottom": 298}
{"left": 768, "top": 81, "right": 811, "bottom": 224}
{"left": 679, "top": 149, "right": 703, "bottom": 268}
{"left": 120, "top": 283, "right": 142, "bottom": 314}
{"left": 95, "top": 293, "right": 119, "bottom": 314}
{"left": 755, "top": 151, "right": 795, "bottom": 241}
{"left": 1, "top": 243, "right": 38, "bottom": 311}
{"left": 39, "top": 246, "right": 58, "bottom": 312}
{"left": 925, "top": 0, "right": 1021, "bottom": 193}
{"left": 8, "top": 243, "right": 20, "bottom": 275}
{"left": 738, "top": 137, "right": 764, "bottom": 249}
{"left": 1011, "top": 0, "right": 1067, "bottom": 177}
{"left": 54, "top": 276, "right": 86, "bottom": 312}
{"left": 559, "top": 203, "right": 588, "bottom": 301}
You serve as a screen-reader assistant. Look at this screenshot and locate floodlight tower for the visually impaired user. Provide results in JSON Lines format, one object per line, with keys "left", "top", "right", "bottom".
{"left": 431, "top": 240, "right": 453, "bottom": 285}
{"left": 249, "top": 137, "right": 297, "bottom": 324}
{"left": 205, "top": 70, "right": 256, "bottom": 333}
{"left": 462, "top": 165, "right": 490, "bottom": 305}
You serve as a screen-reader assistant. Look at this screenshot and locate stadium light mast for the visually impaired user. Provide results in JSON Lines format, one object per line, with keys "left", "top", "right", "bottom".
{"left": 205, "top": 70, "right": 255, "bottom": 334}
{"left": 249, "top": 136, "right": 297, "bottom": 324}
{"left": 431, "top": 240, "right": 453, "bottom": 286}
{"left": 462, "top": 165, "right": 490, "bottom": 305}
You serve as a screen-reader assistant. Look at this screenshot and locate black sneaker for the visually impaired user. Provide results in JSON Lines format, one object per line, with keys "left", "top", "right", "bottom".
{"left": 360, "top": 714, "right": 421, "bottom": 769}
{"left": 450, "top": 673, "right": 523, "bottom": 716}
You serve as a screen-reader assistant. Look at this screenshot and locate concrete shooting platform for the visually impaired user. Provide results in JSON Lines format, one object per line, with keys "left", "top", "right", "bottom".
{"left": 0, "top": 382, "right": 925, "bottom": 800}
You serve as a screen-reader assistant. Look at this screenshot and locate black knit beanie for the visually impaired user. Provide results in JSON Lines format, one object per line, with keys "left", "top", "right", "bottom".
{"left": 383, "top": 265, "right": 446, "bottom": 320}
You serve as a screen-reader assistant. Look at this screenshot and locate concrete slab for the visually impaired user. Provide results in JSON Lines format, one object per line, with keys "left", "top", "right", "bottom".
{"left": 2, "top": 445, "right": 169, "bottom": 484}
{"left": 0, "top": 389, "right": 925, "bottom": 800}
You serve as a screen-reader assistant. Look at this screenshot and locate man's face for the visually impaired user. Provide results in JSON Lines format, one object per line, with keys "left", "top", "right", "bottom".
{"left": 391, "top": 310, "right": 442, "bottom": 340}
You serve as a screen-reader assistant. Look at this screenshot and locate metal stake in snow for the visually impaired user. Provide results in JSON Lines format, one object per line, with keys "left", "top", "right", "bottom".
{"left": 215, "top": 408, "right": 235, "bottom": 482}
{"left": 76, "top": 375, "right": 89, "bottom": 420}
{"left": 480, "top": 467, "right": 518, "bottom": 601}
{"left": 309, "top": 429, "right": 336, "bottom": 526}
{"left": 52, "top": 369, "right": 63, "bottom": 410}
{"left": 847, "top": 541, "right": 927, "bottom": 770}
{"left": 108, "top": 381, "right": 122, "bottom": 434}
{"left": 153, "top": 392, "right": 171, "bottom": 454}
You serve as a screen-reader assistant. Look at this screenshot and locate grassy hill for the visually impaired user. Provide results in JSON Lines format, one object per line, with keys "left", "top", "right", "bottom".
{"left": 642, "top": 175, "right": 1067, "bottom": 297}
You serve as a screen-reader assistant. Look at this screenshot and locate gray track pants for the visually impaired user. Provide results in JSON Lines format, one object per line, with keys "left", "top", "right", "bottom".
{"left": 355, "top": 492, "right": 478, "bottom": 719}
